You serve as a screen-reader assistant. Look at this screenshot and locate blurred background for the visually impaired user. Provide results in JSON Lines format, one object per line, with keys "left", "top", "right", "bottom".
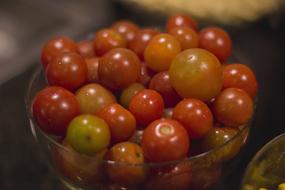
{"left": 0, "top": 0, "right": 285, "bottom": 189}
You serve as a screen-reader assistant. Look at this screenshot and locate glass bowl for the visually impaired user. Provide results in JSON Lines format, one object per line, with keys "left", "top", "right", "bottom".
{"left": 26, "top": 67, "right": 252, "bottom": 190}
{"left": 241, "top": 133, "right": 285, "bottom": 190}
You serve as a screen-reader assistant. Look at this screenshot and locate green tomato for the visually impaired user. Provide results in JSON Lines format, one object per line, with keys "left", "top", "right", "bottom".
{"left": 66, "top": 114, "right": 110, "bottom": 155}
{"left": 120, "top": 83, "right": 145, "bottom": 108}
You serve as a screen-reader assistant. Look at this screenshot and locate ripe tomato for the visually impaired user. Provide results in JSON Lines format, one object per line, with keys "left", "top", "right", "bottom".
{"left": 120, "top": 83, "right": 145, "bottom": 108}
{"left": 199, "top": 27, "right": 232, "bottom": 62}
{"left": 169, "top": 26, "right": 198, "bottom": 50}
{"left": 128, "top": 28, "right": 159, "bottom": 60}
{"left": 173, "top": 99, "right": 213, "bottom": 139}
{"left": 213, "top": 88, "right": 253, "bottom": 127}
{"left": 111, "top": 20, "right": 140, "bottom": 43}
{"left": 94, "top": 29, "right": 126, "bottom": 56}
{"left": 129, "top": 89, "right": 164, "bottom": 126}
{"left": 142, "top": 118, "right": 190, "bottom": 162}
{"left": 223, "top": 63, "right": 258, "bottom": 98}
{"left": 105, "top": 142, "right": 145, "bottom": 186}
{"left": 98, "top": 48, "right": 141, "bottom": 90}
{"left": 41, "top": 36, "right": 78, "bottom": 68}
{"left": 85, "top": 57, "right": 100, "bottom": 83}
{"left": 32, "top": 86, "right": 80, "bottom": 136}
{"left": 76, "top": 83, "right": 116, "bottom": 114}
{"left": 45, "top": 52, "right": 88, "bottom": 91}
{"left": 77, "top": 39, "right": 95, "bottom": 58}
{"left": 146, "top": 161, "right": 192, "bottom": 190}
{"left": 97, "top": 103, "right": 136, "bottom": 144}
{"left": 149, "top": 71, "right": 181, "bottom": 107}
{"left": 166, "top": 14, "right": 198, "bottom": 32}
{"left": 169, "top": 48, "right": 223, "bottom": 101}
{"left": 66, "top": 114, "right": 110, "bottom": 155}
{"left": 144, "top": 33, "right": 181, "bottom": 71}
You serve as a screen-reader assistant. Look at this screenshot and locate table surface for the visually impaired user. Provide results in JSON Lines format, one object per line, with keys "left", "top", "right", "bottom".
{"left": 1, "top": 2, "right": 285, "bottom": 190}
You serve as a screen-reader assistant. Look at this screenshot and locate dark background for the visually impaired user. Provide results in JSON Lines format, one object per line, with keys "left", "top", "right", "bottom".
{"left": 0, "top": 0, "right": 285, "bottom": 189}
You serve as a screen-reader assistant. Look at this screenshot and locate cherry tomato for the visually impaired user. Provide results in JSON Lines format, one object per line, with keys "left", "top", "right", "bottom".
{"left": 66, "top": 114, "right": 110, "bottom": 155}
{"left": 163, "top": 108, "right": 174, "bottom": 118}
{"left": 169, "top": 26, "right": 198, "bottom": 50}
{"left": 166, "top": 14, "right": 198, "bottom": 32}
{"left": 223, "top": 63, "right": 258, "bottom": 98}
{"left": 77, "top": 39, "right": 95, "bottom": 58}
{"left": 105, "top": 142, "right": 145, "bottom": 186}
{"left": 142, "top": 118, "right": 190, "bottom": 162}
{"left": 98, "top": 48, "right": 140, "bottom": 90}
{"left": 199, "top": 27, "right": 232, "bottom": 62}
{"left": 144, "top": 33, "right": 181, "bottom": 71}
{"left": 76, "top": 83, "right": 116, "bottom": 114}
{"left": 120, "top": 83, "right": 145, "bottom": 108}
{"left": 94, "top": 29, "right": 126, "bottom": 56}
{"left": 147, "top": 162, "right": 192, "bottom": 190}
{"left": 201, "top": 127, "right": 242, "bottom": 161}
{"left": 169, "top": 48, "right": 223, "bottom": 101}
{"left": 111, "top": 20, "right": 140, "bottom": 43}
{"left": 149, "top": 71, "right": 181, "bottom": 107}
{"left": 85, "top": 57, "right": 100, "bottom": 83}
{"left": 173, "top": 98, "right": 213, "bottom": 139}
{"left": 53, "top": 140, "right": 106, "bottom": 184}
{"left": 41, "top": 36, "right": 78, "bottom": 68}
{"left": 45, "top": 52, "right": 88, "bottom": 91}
{"left": 129, "top": 89, "right": 164, "bottom": 126}
{"left": 213, "top": 88, "right": 253, "bottom": 127}
{"left": 97, "top": 103, "right": 136, "bottom": 143}
{"left": 32, "top": 86, "right": 80, "bottom": 136}
{"left": 137, "top": 62, "right": 153, "bottom": 86}
{"left": 128, "top": 28, "right": 159, "bottom": 60}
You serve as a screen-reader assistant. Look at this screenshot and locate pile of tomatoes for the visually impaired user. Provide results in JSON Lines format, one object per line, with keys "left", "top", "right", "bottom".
{"left": 32, "top": 14, "right": 257, "bottom": 188}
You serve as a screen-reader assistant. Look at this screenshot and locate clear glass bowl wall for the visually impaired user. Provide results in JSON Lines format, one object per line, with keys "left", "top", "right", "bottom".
{"left": 26, "top": 67, "right": 252, "bottom": 190}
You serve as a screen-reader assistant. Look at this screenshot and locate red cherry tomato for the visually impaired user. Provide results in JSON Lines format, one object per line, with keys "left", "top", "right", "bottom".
{"left": 120, "top": 83, "right": 145, "bottom": 108}
{"left": 213, "top": 88, "right": 254, "bottom": 127}
{"left": 129, "top": 89, "right": 164, "bottom": 126}
{"left": 46, "top": 52, "right": 88, "bottom": 91}
{"left": 169, "top": 26, "right": 198, "bottom": 50}
{"left": 142, "top": 118, "right": 190, "bottom": 162}
{"left": 128, "top": 28, "right": 159, "bottom": 60}
{"left": 41, "top": 36, "right": 78, "bottom": 68}
{"left": 199, "top": 27, "right": 232, "bottom": 62}
{"left": 77, "top": 39, "right": 95, "bottom": 58}
{"left": 97, "top": 103, "right": 136, "bottom": 144}
{"left": 173, "top": 99, "right": 213, "bottom": 139}
{"left": 98, "top": 48, "right": 141, "bottom": 90}
{"left": 144, "top": 33, "right": 181, "bottom": 71}
{"left": 223, "top": 63, "right": 258, "bottom": 98}
{"left": 149, "top": 71, "right": 181, "bottom": 107}
{"left": 105, "top": 142, "right": 145, "bottom": 186}
{"left": 111, "top": 20, "right": 140, "bottom": 43}
{"left": 32, "top": 86, "right": 80, "bottom": 136}
{"left": 166, "top": 14, "right": 198, "bottom": 32}
{"left": 85, "top": 57, "right": 100, "bottom": 83}
{"left": 169, "top": 48, "right": 223, "bottom": 101}
{"left": 94, "top": 29, "right": 126, "bottom": 56}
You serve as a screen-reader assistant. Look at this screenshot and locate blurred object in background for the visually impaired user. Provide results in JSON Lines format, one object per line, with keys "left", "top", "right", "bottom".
{"left": 119, "top": 0, "right": 285, "bottom": 26}
{"left": 242, "top": 133, "right": 285, "bottom": 190}
{"left": 0, "top": 0, "right": 113, "bottom": 85}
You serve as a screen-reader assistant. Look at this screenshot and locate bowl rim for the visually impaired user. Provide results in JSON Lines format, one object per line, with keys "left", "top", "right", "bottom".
{"left": 25, "top": 66, "right": 253, "bottom": 167}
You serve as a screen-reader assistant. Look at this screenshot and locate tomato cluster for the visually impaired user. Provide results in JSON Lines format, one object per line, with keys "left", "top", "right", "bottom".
{"left": 32, "top": 14, "right": 257, "bottom": 188}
